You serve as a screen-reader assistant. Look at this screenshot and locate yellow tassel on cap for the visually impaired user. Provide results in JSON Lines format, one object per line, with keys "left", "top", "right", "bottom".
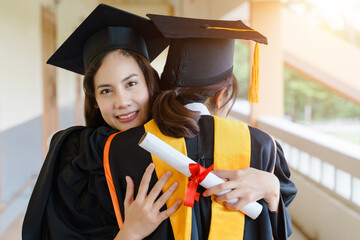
{"left": 203, "top": 26, "right": 261, "bottom": 103}
{"left": 248, "top": 42, "right": 260, "bottom": 103}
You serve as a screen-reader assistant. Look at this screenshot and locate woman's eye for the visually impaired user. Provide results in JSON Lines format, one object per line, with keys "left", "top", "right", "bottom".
{"left": 100, "top": 89, "right": 112, "bottom": 94}
{"left": 127, "top": 81, "right": 137, "bottom": 87}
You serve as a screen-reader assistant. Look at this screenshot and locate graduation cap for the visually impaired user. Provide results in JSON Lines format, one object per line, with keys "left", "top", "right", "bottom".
{"left": 147, "top": 14, "right": 268, "bottom": 103}
{"left": 47, "top": 4, "right": 169, "bottom": 75}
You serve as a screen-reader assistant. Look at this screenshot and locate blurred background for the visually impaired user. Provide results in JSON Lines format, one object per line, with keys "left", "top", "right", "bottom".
{"left": 0, "top": 0, "right": 359, "bottom": 239}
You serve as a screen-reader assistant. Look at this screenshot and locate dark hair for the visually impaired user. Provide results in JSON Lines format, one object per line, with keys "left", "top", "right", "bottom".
{"left": 83, "top": 49, "right": 159, "bottom": 128}
{"left": 152, "top": 74, "right": 238, "bottom": 138}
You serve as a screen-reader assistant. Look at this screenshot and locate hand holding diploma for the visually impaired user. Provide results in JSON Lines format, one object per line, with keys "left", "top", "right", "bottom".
{"left": 138, "top": 132, "right": 263, "bottom": 220}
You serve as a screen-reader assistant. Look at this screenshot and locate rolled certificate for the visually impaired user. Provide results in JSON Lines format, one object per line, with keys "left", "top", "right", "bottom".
{"left": 138, "top": 132, "right": 263, "bottom": 220}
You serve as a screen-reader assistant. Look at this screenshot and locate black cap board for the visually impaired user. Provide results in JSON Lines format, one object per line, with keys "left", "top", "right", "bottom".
{"left": 147, "top": 14, "right": 267, "bottom": 88}
{"left": 47, "top": 4, "right": 169, "bottom": 75}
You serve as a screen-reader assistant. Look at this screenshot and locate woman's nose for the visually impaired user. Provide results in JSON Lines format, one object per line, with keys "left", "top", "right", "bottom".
{"left": 114, "top": 91, "right": 131, "bottom": 109}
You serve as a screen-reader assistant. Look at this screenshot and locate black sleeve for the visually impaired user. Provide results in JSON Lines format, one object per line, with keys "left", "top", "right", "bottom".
{"left": 248, "top": 127, "right": 297, "bottom": 240}
{"left": 274, "top": 142, "right": 297, "bottom": 239}
{"left": 22, "top": 126, "right": 119, "bottom": 240}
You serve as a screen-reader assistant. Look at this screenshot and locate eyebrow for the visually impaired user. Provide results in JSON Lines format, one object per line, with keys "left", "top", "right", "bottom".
{"left": 96, "top": 73, "right": 138, "bottom": 89}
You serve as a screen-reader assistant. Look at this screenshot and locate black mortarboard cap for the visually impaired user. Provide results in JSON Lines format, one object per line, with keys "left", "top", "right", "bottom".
{"left": 47, "top": 4, "right": 169, "bottom": 75}
{"left": 147, "top": 14, "right": 268, "bottom": 102}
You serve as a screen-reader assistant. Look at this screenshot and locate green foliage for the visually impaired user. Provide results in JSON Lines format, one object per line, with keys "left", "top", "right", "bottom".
{"left": 284, "top": 66, "right": 360, "bottom": 122}
{"left": 232, "top": 41, "right": 360, "bottom": 145}
{"left": 233, "top": 40, "right": 250, "bottom": 99}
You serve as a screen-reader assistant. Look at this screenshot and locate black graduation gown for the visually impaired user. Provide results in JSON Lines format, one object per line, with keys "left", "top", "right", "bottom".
{"left": 22, "top": 116, "right": 296, "bottom": 239}
{"left": 107, "top": 116, "right": 297, "bottom": 240}
{"left": 22, "top": 126, "right": 119, "bottom": 240}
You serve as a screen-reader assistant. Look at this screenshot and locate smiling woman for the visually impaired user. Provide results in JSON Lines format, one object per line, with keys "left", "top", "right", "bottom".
{"left": 22, "top": 4, "right": 181, "bottom": 240}
{"left": 84, "top": 49, "right": 157, "bottom": 131}
{"left": 94, "top": 50, "right": 150, "bottom": 131}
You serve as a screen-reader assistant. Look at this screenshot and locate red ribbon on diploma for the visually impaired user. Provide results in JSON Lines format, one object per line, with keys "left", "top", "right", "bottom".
{"left": 184, "top": 163, "right": 214, "bottom": 207}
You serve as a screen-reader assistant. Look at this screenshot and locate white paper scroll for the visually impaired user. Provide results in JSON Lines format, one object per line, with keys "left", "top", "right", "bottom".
{"left": 138, "top": 132, "right": 263, "bottom": 220}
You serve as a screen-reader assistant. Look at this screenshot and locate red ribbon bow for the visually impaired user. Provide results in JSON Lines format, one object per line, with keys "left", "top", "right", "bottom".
{"left": 184, "top": 163, "right": 214, "bottom": 207}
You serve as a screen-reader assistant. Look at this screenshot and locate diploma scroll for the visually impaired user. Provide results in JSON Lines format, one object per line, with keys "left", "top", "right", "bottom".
{"left": 138, "top": 132, "right": 263, "bottom": 220}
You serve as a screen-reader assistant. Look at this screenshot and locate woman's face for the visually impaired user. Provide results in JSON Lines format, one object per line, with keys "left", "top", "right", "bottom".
{"left": 94, "top": 51, "right": 149, "bottom": 131}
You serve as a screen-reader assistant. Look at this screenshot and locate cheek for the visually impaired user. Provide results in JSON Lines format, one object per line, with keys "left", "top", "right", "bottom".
{"left": 138, "top": 91, "right": 150, "bottom": 112}
{"left": 95, "top": 98, "right": 111, "bottom": 115}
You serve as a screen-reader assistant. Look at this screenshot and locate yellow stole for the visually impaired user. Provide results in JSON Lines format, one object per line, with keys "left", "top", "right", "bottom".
{"left": 144, "top": 116, "right": 251, "bottom": 240}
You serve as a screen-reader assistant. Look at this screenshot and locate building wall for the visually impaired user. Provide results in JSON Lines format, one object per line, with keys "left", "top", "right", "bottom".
{"left": 0, "top": 0, "right": 46, "bottom": 131}
{"left": 0, "top": 0, "right": 49, "bottom": 210}
{"left": 0, "top": 0, "right": 97, "bottom": 211}
{"left": 56, "top": 0, "right": 98, "bottom": 120}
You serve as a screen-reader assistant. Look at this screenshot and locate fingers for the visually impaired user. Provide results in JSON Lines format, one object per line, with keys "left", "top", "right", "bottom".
{"left": 146, "top": 171, "right": 173, "bottom": 203}
{"left": 137, "top": 163, "right": 155, "bottom": 201}
{"left": 153, "top": 181, "right": 178, "bottom": 210}
{"left": 223, "top": 195, "right": 256, "bottom": 211}
{"left": 203, "top": 180, "right": 238, "bottom": 197}
{"left": 124, "top": 176, "right": 135, "bottom": 208}
{"left": 204, "top": 168, "right": 255, "bottom": 197}
{"left": 127, "top": 164, "right": 178, "bottom": 208}
{"left": 158, "top": 200, "right": 182, "bottom": 222}
{"left": 127, "top": 164, "right": 181, "bottom": 216}
{"left": 202, "top": 169, "right": 242, "bottom": 197}
{"left": 224, "top": 200, "right": 245, "bottom": 211}
{"left": 212, "top": 169, "right": 237, "bottom": 179}
{"left": 214, "top": 188, "right": 242, "bottom": 203}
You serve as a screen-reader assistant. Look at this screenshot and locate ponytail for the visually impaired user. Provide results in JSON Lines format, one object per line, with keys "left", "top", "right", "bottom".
{"left": 152, "top": 89, "right": 200, "bottom": 138}
{"left": 153, "top": 74, "right": 238, "bottom": 138}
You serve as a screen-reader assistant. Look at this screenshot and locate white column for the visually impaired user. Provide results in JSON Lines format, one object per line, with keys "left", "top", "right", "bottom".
{"left": 249, "top": 0, "right": 283, "bottom": 126}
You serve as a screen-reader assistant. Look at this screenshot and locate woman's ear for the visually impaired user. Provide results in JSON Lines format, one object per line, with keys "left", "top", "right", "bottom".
{"left": 214, "top": 87, "right": 227, "bottom": 110}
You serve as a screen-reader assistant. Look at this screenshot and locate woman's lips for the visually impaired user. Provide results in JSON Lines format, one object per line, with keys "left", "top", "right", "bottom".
{"left": 116, "top": 111, "right": 138, "bottom": 123}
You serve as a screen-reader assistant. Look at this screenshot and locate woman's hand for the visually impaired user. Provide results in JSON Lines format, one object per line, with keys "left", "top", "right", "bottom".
{"left": 202, "top": 167, "right": 280, "bottom": 212}
{"left": 115, "top": 163, "right": 182, "bottom": 240}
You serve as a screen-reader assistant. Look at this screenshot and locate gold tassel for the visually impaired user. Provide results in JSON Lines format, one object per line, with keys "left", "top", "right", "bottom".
{"left": 204, "top": 26, "right": 258, "bottom": 33}
{"left": 203, "top": 26, "right": 261, "bottom": 103}
{"left": 248, "top": 42, "right": 260, "bottom": 103}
